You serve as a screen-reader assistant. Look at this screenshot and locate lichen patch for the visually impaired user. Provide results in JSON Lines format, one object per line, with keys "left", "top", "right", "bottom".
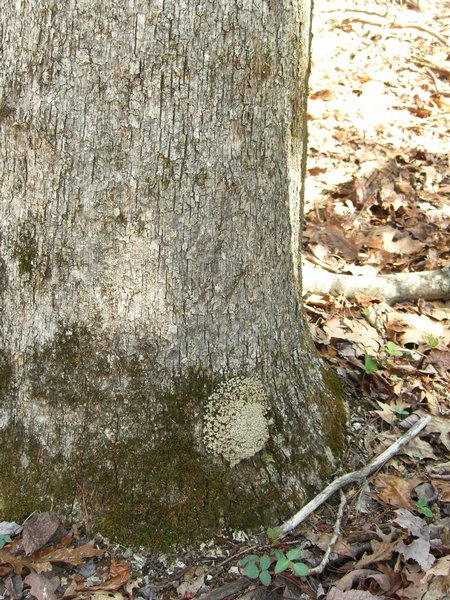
{"left": 202, "top": 376, "right": 270, "bottom": 467}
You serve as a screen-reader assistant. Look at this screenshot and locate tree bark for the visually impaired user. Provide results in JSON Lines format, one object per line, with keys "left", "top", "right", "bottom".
{"left": 0, "top": 0, "right": 346, "bottom": 548}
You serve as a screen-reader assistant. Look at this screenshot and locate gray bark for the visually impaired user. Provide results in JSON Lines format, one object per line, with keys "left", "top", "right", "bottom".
{"left": 0, "top": 0, "right": 346, "bottom": 548}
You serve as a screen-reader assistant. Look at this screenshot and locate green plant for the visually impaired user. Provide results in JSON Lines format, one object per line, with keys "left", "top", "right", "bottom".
{"left": 416, "top": 498, "right": 433, "bottom": 517}
{"left": 266, "top": 526, "right": 283, "bottom": 543}
{"left": 385, "top": 342, "right": 403, "bottom": 357}
{"left": 0, "top": 535, "right": 11, "bottom": 549}
{"left": 239, "top": 547, "right": 309, "bottom": 586}
{"left": 364, "top": 353, "right": 378, "bottom": 374}
{"left": 426, "top": 336, "right": 438, "bottom": 349}
{"left": 391, "top": 406, "right": 409, "bottom": 416}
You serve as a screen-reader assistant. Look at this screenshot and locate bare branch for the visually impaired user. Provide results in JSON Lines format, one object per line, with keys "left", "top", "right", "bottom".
{"left": 280, "top": 415, "right": 431, "bottom": 535}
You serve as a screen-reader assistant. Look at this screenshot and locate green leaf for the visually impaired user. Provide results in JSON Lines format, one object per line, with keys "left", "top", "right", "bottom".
{"left": 427, "top": 336, "right": 438, "bottom": 348}
{"left": 239, "top": 554, "right": 259, "bottom": 567}
{"left": 0, "top": 535, "right": 12, "bottom": 549}
{"left": 259, "top": 570, "right": 272, "bottom": 586}
{"left": 392, "top": 406, "right": 409, "bottom": 415}
{"left": 259, "top": 555, "right": 272, "bottom": 571}
{"left": 243, "top": 562, "right": 260, "bottom": 579}
{"left": 286, "top": 548, "right": 302, "bottom": 561}
{"left": 386, "top": 341, "right": 403, "bottom": 357}
{"left": 364, "top": 354, "right": 378, "bottom": 374}
{"left": 292, "top": 562, "right": 310, "bottom": 576}
{"left": 362, "top": 307, "right": 372, "bottom": 318}
{"left": 274, "top": 557, "right": 290, "bottom": 574}
{"left": 417, "top": 498, "right": 427, "bottom": 508}
{"left": 420, "top": 507, "right": 433, "bottom": 517}
{"left": 267, "top": 526, "right": 283, "bottom": 541}
{"left": 274, "top": 550, "right": 285, "bottom": 560}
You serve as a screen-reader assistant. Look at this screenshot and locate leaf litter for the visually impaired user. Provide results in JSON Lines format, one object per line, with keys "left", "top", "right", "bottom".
{"left": 1, "top": 0, "right": 449, "bottom": 598}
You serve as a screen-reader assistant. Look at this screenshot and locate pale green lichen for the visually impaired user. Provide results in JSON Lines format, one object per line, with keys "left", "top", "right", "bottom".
{"left": 202, "top": 376, "right": 270, "bottom": 467}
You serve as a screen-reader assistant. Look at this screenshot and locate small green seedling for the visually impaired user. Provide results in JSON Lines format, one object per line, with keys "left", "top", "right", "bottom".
{"left": 416, "top": 498, "right": 433, "bottom": 517}
{"left": 391, "top": 406, "right": 409, "bottom": 416}
{"left": 239, "top": 547, "right": 309, "bottom": 587}
{"left": 0, "top": 535, "right": 11, "bottom": 549}
{"left": 364, "top": 354, "right": 378, "bottom": 374}
{"left": 426, "top": 336, "right": 438, "bottom": 349}
{"left": 385, "top": 341, "right": 403, "bottom": 357}
{"left": 266, "top": 527, "right": 283, "bottom": 543}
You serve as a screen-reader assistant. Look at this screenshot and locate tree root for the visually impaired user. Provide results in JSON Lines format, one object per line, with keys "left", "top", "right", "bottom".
{"left": 302, "top": 261, "right": 450, "bottom": 304}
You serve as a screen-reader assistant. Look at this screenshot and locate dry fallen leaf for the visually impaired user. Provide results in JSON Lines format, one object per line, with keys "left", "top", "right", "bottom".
{"left": 432, "top": 479, "right": 450, "bottom": 502}
{"left": 327, "top": 587, "right": 386, "bottom": 599}
{"left": 177, "top": 565, "right": 206, "bottom": 597}
{"left": 323, "top": 315, "right": 383, "bottom": 355}
{"left": 395, "top": 538, "right": 435, "bottom": 572}
{"left": 373, "top": 474, "right": 422, "bottom": 511}
{"left": 421, "top": 413, "right": 450, "bottom": 452}
{"left": 355, "top": 541, "right": 394, "bottom": 570}
{"left": 421, "top": 555, "right": 450, "bottom": 584}
{"left": 335, "top": 569, "right": 391, "bottom": 592}
{"left": 386, "top": 312, "right": 450, "bottom": 348}
{"left": 22, "top": 513, "right": 65, "bottom": 556}
{"left": 36, "top": 540, "right": 104, "bottom": 567}
{"left": 315, "top": 533, "right": 354, "bottom": 557}
{"left": 78, "top": 560, "right": 130, "bottom": 592}
{"left": 24, "top": 571, "right": 59, "bottom": 600}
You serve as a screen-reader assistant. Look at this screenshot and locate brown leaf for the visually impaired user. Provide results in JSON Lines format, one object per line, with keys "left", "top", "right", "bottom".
{"left": 327, "top": 587, "right": 385, "bottom": 599}
{"left": 24, "top": 571, "right": 59, "bottom": 600}
{"left": 432, "top": 479, "right": 450, "bottom": 502}
{"left": 0, "top": 547, "right": 31, "bottom": 576}
{"left": 335, "top": 569, "right": 391, "bottom": 592}
{"left": 37, "top": 540, "right": 104, "bottom": 566}
{"left": 393, "top": 508, "right": 429, "bottom": 539}
{"left": 22, "top": 513, "right": 65, "bottom": 556}
{"left": 355, "top": 541, "right": 394, "bottom": 569}
{"left": 422, "top": 413, "right": 450, "bottom": 452}
{"left": 364, "top": 226, "right": 423, "bottom": 255}
{"left": 310, "top": 89, "right": 333, "bottom": 100}
{"left": 373, "top": 474, "right": 422, "bottom": 511}
{"left": 395, "top": 538, "right": 435, "bottom": 571}
{"left": 315, "top": 533, "right": 354, "bottom": 557}
{"left": 3, "top": 574, "right": 23, "bottom": 600}
{"left": 423, "top": 349, "right": 450, "bottom": 375}
{"left": 323, "top": 316, "right": 383, "bottom": 355}
{"left": 78, "top": 559, "right": 130, "bottom": 592}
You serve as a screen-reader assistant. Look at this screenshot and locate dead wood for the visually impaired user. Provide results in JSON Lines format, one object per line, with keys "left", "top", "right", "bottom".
{"left": 302, "top": 261, "right": 450, "bottom": 304}
{"left": 279, "top": 415, "right": 431, "bottom": 536}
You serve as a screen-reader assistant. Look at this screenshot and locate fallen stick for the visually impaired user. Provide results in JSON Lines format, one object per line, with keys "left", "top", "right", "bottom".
{"left": 279, "top": 415, "right": 431, "bottom": 536}
{"left": 308, "top": 490, "right": 347, "bottom": 575}
{"left": 302, "top": 262, "right": 450, "bottom": 304}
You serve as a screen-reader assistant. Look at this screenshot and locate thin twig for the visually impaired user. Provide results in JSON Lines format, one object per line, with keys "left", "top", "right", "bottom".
{"left": 308, "top": 490, "right": 347, "bottom": 575}
{"left": 340, "top": 14, "right": 448, "bottom": 45}
{"left": 279, "top": 415, "right": 431, "bottom": 536}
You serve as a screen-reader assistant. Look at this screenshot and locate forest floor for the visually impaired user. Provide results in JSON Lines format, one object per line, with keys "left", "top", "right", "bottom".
{"left": 1, "top": 0, "right": 449, "bottom": 599}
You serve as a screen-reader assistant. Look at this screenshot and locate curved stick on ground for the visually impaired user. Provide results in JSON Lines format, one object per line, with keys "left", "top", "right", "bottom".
{"left": 308, "top": 490, "right": 347, "bottom": 575}
{"left": 302, "top": 261, "right": 450, "bottom": 304}
{"left": 279, "top": 415, "right": 431, "bottom": 536}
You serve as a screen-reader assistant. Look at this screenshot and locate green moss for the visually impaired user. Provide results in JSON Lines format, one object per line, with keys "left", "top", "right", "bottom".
{"left": 13, "top": 221, "right": 50, "bottom": 281}
{"left": 14, "top": 222, "right": 37, "bottom": 278}
{"left": 319, "top": 367, "right": 347, "bottom": 458}
{"left": 0, "top": 350, "right": 13, "bottom": 401}
{"left": 0, "top": 323, "right": 346, "bottom": 550}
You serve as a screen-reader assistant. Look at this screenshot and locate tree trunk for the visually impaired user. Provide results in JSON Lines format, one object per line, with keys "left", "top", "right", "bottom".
{"left": 0, "top": 0, "right": 346, "bottom": 548}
